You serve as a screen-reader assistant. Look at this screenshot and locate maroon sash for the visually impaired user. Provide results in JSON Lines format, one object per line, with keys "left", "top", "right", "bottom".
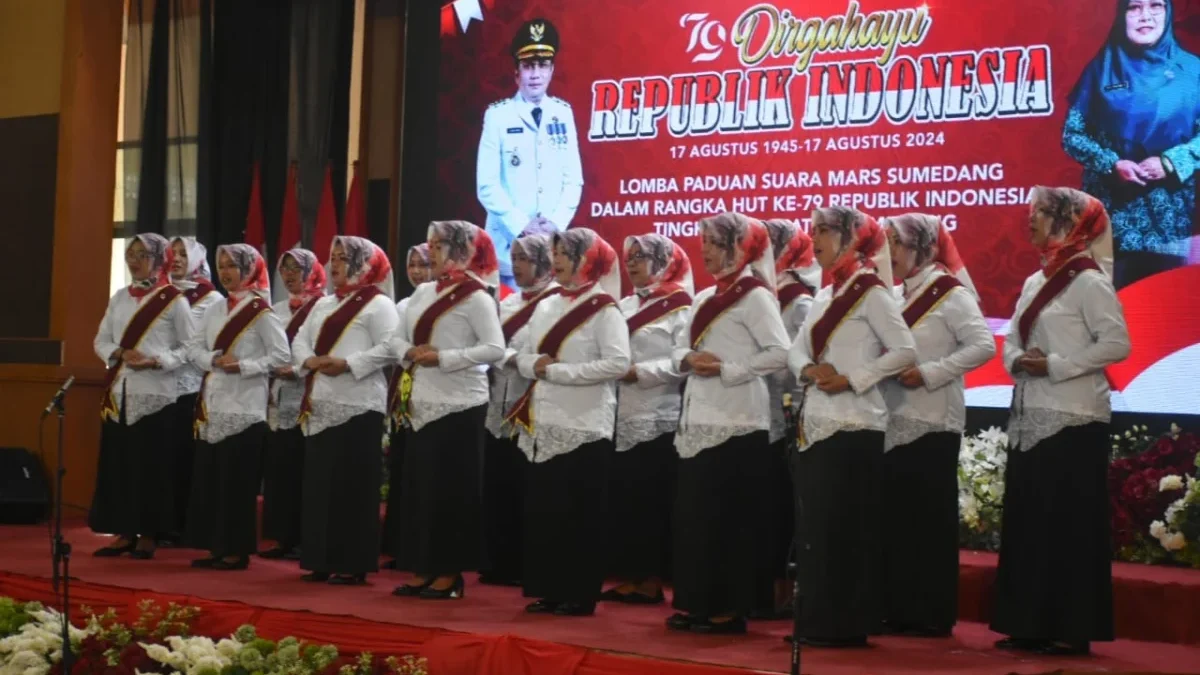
{"left": 297, "top": 287, "right": 383, "bottom": 427}
{"left": 183, "top": 281, "right": 217, "bottom": 306}
{"left": 505, "top": 292, "right": 618, "bottom": 434}
{"left": 285, "top": 296, "right": 321, "bottom": 345}
{"left": 1016, "top": 257, "right": 1102, "bottom": 347}
{"left": 627, "top": 290, "right": 691, "bottom": 335}
{"left": 778, "top": 280, "right": 814, "bottom": 312}
{"left": 502, "top": 286, "right": 562, "bottom": 342}
{"left": 902, "top": 275, "right": 963, "bottom": 328}
{"left": 809, "top": 273, "right": 885, "bottom": 359}
{"left": 194, "top": 297, "right": 271, "bottom": 434}
{"left": 388, "top": 279, "right": 486, "bottom": 424}
{"left": 689, "top": 276, "right": 768, "bottom": 349}
{"left": 101, "top": 285, "right": 182, "bottom": 422}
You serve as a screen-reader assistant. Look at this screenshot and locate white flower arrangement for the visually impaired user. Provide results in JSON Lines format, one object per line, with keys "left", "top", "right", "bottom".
{"left": 958, "top": 426, "right": 1009, "bottom": 550}
{"left": 1149, "top": 470, "right": 1198, "bottom": 558}
{"left": 0, "top": 606, "right": 92, "bottom": 675}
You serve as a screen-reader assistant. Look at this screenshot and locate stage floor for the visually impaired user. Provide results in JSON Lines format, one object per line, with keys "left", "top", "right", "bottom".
{"left": 2, "top": 523, "right": 1199, "bottom": 675}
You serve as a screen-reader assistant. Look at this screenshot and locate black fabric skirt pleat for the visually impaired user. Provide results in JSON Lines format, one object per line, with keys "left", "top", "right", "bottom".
{"left": 380, "top": 425, "right": 408, "bottom": 559}
{"left": 671, "top": 430, "right": 772, "bottom": 617}
{"left": 991, "top": 422, "right": 1114, "bottom": 642}
{"left": 756, "top": 439, "right": 794, "bottom": 603}
{"left": 523, "top": 439, "right": 613, "bottom": 604}
{"left": 300, "top": 411, "right": 385, "bottom": 576}
{"left": 481, "top": 432, "right": 527, "bottom": 581}
{"left": 395, "top": 406, "right": 487, "bottom": 575}
{"left": 170, "top": 393, "right": 199, "bottom": 532}
{"left": 793, "top": 429, "right": 885, "bottom": 639}
{"left": 882, "top": 431, "right": 961, "bottom": 630}
{"left": 261, "top": 425, "right": 306, "bottom": 547}
{"left": 88, "top": 401, "right": 178, "bottom": 537}
{"left": 606, "top": 433, "right": 676, "bottom": 582}
{"left": 186, "top": 423, "right": 266, "bottom": 556}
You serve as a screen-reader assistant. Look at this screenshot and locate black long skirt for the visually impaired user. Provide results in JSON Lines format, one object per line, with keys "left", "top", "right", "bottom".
{"left": 481, "top": 432, "right": 527, "bottom": 581}
{"left": 170, "top": 393, "right": 198, "bottom": 532}
{"left": 672, "top": 431, "right": 772, "bottom": 617}
{"left": 380, "top": 426, "right": 408, "bottom": 559}
{"left": 261, "top": 426, "right": 305, "bottom": 547}
{"left": 991, "top": 422, "right": 1114, "bottom": 642}
{"left": 758, "top": 439, "right": 794, "bottom": 602}
{"left": 523, "top": 439, "right": 612, "bottom": 604}
{"left": 88, "top": 402, "right": 178, "bottom": 537}
{"left": 882, "top": 431, "right": 960, "bottom": 630}
{"left": 395, "top": 406, "right": 486, "bottom": 575}
{"left": 300, "top": 411, "right": 385, "bottom": 576}
{"left": 793, "top": 429, "right": 885, "bottom": 640}
{"left": 607, "top": 433, "right": 676, "bottom": 582}
{"left": 186, "top": 423, "right": 266, "bottom": 556}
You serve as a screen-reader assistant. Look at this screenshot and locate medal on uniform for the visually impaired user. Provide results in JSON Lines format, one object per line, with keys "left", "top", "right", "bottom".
{"left": 511, "top": 149, "right": 521, "bottom": 167}
{"left": 551, "top": 118, "right": 564, "bottom": 147}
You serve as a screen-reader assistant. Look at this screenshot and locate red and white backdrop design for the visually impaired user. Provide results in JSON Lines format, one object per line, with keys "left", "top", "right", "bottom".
{"left": 435, "top": 0, "right": 1200, "bottom": 415}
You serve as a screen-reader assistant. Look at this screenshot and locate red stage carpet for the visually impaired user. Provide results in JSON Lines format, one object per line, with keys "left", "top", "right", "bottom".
{"left": 2, "top": 523, "right": 1199, "bottom": 675}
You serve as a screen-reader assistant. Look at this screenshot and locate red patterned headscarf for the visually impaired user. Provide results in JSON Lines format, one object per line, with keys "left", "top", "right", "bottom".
{"left": 624, "top": 233, "right": 693, "bottom": 300}
{"left": 884, "top": 213, "right": 978, "bottom": 298}
{"left": 428, "top": 220, "right": 500, "bottom": 291}
{"left": 699, "top": 212, "right": 774, "bottom": 293}
{"left": 126, "top": 233, "right": 173, "bottom": 298}
{"left": 216, "top": 244, "right": 270, "bottom": 310}
{"left": 277, "top": 248, "right": 326, "bottom": 310}
{"left": 813, "top": 207, "right": 891, "bottom": 289}
{"left": 1032, "top": 187, "right": 1114, "bottom": 278}
{"left": 553, "top": 228, "right": 619, "bottom": 299}
{"left": 330, "top": 236, "right": 394, "bottom": 299}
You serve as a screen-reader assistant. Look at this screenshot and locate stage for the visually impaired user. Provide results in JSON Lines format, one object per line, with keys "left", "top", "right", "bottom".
{"left": 2, "top": 523, "right": 1198, "bottom": 675}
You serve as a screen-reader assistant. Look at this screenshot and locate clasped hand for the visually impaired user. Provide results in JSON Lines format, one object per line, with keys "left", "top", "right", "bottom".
{"left": 1014, "top": 347, "right": 1048, "bottom": 377}
{"left": 683, "top": 351, "right": 722, "bottom": 377}
{"left": 803, "top": 362, "right": 850, "bottom": 394}
{"left": 405, "top": 345, "right": 440, "bottom": 367}
{"left": 120, "top": 348, "right": 159, "bottom": 370}
{"left": 303, "top": 355, "right": 350, "bottom": 376}
{"left": 212, "top": 353, "right": 241, "bottom": 374}
{"left": 533, "top": 354, "right": 557, "bottom": 378}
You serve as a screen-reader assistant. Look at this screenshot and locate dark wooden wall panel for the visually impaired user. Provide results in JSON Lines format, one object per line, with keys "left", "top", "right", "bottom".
{"left": 0, "top": 113, "right": 59, "bottom": 339}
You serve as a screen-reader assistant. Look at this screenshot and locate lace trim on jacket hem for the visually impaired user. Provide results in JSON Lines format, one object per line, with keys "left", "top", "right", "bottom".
{"left": 518, "top": 424, "right": 609, "bottom": 464}
{"left": 615, "top": 417, "right": 677, "bottom": 453}
{"left": 675, "top": 424, "right": 763, "bottom": 459}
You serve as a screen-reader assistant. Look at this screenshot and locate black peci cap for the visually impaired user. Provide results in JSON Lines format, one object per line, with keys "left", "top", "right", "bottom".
{"left": 511, "top": 18, "right": 558, "bottom": 61}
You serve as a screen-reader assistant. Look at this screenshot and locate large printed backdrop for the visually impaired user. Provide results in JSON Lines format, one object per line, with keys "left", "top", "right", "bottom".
{"left": 435, "top": 0, "right": 1200, "bottom": 415}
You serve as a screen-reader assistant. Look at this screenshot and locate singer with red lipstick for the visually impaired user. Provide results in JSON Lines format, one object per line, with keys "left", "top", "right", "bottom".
{"left": 90, "top": 234, "right": 195, "bottom": 560}
{"left": 292, "top": 236, "right": 398, "bottom": 586}
{"left": 991, "top": 187, "right": 1131, "bottom": 657}
{"left": 786, "top": 207, "right": 917, "bottom": 648}
{"left": 389, "top": 221, "right": 505, "bottom": 601}
{"left": 879, "top": 214, "right": 995, "bottom": 638}
{"left": 669, "top": 213, "right": 791, "bottom": 635}
{"left": 185, "top": 244, "right": 289, "bottom": 571}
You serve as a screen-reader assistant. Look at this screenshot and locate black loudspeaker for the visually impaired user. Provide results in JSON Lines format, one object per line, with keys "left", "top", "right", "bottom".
{"left": 0, "top": 447, "right": 50, "bottom": 524}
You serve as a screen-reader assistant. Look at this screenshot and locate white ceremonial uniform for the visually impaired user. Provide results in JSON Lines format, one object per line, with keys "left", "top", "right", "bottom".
{"left": 291, "top": 293, "right": 399, "bottom": 436}
{"left": 390, "top": 281, "right": 506, "bottom": 431}
{"left": 515, "top": 287, "right": 631, "bottom": 464}
{"left": 94, "top": 288, "right": 195, "bottom": 424}
{"left": 1003, "top": 262, "right": 1130, "bottom": 452}
{"left": 176, "top": 290, "right": 222, "bottom": 396}
{"left": 268, "top": 300, "right": 305, "bottom": 431}
{"left": 485, "top": 287, "right": 557, "bottom": 439}
{"left": 787, "top": 269, "right": 918, "bottom": 451}
{"left": 768, "top": 281, "right": 814, "bottom": 443}
{"left": 477, "top": 93, "right": 584, "bottom": 278}
{"left": 615, "top": 295, "right": 690, "bottom": 453}
{"left": 881, "top": 267, "right": 996, "bottom": 451}
{"left": 187, "top": 297, "right": 291, "bottom": 444}
{"left": 671, "top": 270, "right": 791, "bottom": 459}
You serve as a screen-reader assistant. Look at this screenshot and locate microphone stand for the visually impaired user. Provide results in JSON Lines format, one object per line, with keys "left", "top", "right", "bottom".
{"left": 781, "top": 392, "right": 802, "bottom": 675}
{"left": 44, "top": 397, "right": 74, "bottom": 671}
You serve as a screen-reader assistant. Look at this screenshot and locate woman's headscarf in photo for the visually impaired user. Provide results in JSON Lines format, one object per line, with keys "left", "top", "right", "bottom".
{"left": 813, "top": 206, "right": 893, "bottom": 289}
{"left": 763, "top": 218, "right": 821, "bottom": 293}
{"left": 427, "top": 220, "right": 501, "bottom": 292}
{"left": 169, "top": 236, "right": 212, "bottom": 289}
{"left": 512, "top": 234, "right": 556, "bottom": 295}
{"left": 623, "top": 233, "right": 694, "bottom": 298}
{"left": 1032, "top": 186, "right": 1115, "bottom": 278}
{"left": 329, "top": 236, "right": 395, "bottom": 300}
{"left": 216, "top": 243, "right": 271, "bottom": 309}
{"left": 126, "top": 233, "right": 172, "bottom": 298}
{"left": 552, "top": 228, "right": 621, "bottom": 299}
{"left": 884, "top": 213, "right": 979, "bottom": 299}
{"left": 698, "top": 212, "right": 775, "bottom": 292}
{"left": 406, "top": 243, "right": 432, "bottom": 287}
{"left": 277, "top": 248, "right": 327, "bottom": 310}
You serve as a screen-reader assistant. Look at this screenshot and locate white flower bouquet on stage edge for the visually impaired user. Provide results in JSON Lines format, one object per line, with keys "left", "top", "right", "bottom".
{"left": 957, "top": 426, "right": 1008, "bottom": 552}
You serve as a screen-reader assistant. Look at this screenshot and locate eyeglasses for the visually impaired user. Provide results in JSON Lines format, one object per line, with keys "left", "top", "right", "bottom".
{"left": 280, "top": 262, "right": 303, "bottom": 273}
{"left": 1127, "top": 2, "right": 1167, "bottom": 17}
{"left": 124, "top": 251, "right": 152, "bottom": 263}
{"left": 626, "top": 252, "right": 649, "bottom": 263}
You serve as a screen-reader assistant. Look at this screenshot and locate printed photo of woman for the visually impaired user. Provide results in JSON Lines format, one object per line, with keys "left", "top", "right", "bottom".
{"left": 1063, "top": 0, "right": 1200, "bottom": 288}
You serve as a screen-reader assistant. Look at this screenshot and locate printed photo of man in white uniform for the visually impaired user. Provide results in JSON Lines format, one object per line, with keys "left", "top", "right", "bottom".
{"left": 476, "top": 18, "right": 584, "bottom": 289}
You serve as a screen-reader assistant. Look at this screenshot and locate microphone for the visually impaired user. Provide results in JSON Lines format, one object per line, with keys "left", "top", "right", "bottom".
{"left": 42, "top": 376, "right": 75, "bottom": 416}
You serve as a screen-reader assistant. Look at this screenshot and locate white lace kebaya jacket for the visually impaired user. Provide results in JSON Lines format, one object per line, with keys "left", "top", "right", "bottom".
{"left": 390, "top": 281, "right": 506, "bottom": 431}
{"left": 671, "top": 270, "right": 791, "bottom": 459}
{"left": 485, "top": 286, "right": 558, "bottom": 440}
{"left": 787, "top": 269, "right": 918, "bottom": 451}
{"left": 615, "top": 294, "right": 690, "bottom": 452}
{"left": 768, "top": 280, "right": 814, "bottom": 443}
{"left": 1003, "top": 263, "right": 1130, "bottom": 451}
{"left": 187, "top": 296, "right": 290, "bottom": 444}
{"left": 880, "top": 266, "right": 996, "bottom": 451}
{"left": 514, "top": 286, "right": 631, "bottom": 464}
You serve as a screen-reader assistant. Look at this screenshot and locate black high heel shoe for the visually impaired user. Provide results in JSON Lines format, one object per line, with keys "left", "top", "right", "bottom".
{"left": 328, "top": 573, "right": 367, "bottom": 586}
{"left": 392, "top": 577, "right": 434, "bottom": 597}
{"left": 419, "top": 575, "right": 464, "bottom": 600}
{"left": 212, "top": 556, "right": 250, "bottom": 571}
{"left": 301, "top": 571, "right": 331, "bottom": 583}
{"left": 94, "top": 539, "right": 138, "bottom": 558}
{"left": 130, "top": 542, "right": 157, "bottom": 560}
